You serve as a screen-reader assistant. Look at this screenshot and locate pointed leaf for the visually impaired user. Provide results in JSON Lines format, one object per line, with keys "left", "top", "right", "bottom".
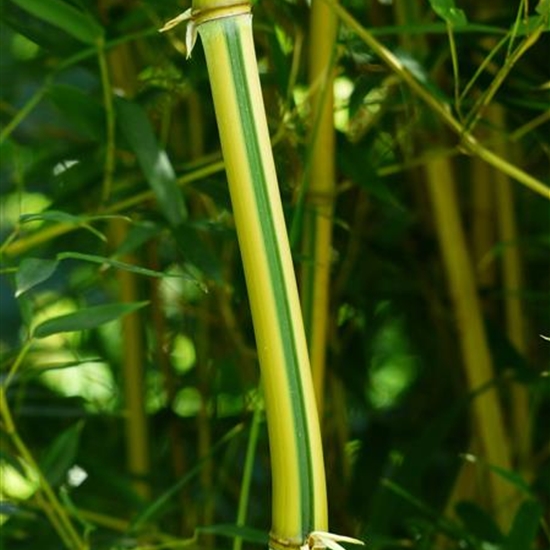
{"left": 57, "top": 251, "right": 192, "bottom": 281}
{"left": 428, "top": 0, "right": 468, "bottom": 26}
{"left": 483, "top": 463, "right": 533, "bottom": 495}
{"left": 48, "top": 85, "right": 105, "bottom": 140}
{"left": 0, "top": 450, "right": 27, "bottom": 479}
{"left": 33, "top": 301, "right": 148, "bottom": 339}
{"left": 116, "top": 98, "right": 187, "bottom": 227}
{"left": 504, "top": 500, "right": 543, "bottom": 550}
{"left": 15, "top": 258, "right": 59, "bottom": 298}
{"left": 40, "top": 421, "right": 84, "bottom": 487}
{"left": 536, "top": 0, "right": 550, "bottom": 16}
{"left": 455, "top": 501, "right": 503, "bottom": 543}
{"left": 8, "top": 0, "right": 103, "bottom": 45}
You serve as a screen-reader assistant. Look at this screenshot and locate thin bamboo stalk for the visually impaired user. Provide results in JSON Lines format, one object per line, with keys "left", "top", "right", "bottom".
{"left": 471, "top": 160, "right": 497, "bottom": 297}
{"left": 234, "top": 397, "right": 263, "bottom": 550}
{"left": 489, "top": 106, "right": 531, "bottom": 474}
{"left": 301, "top": 0, "right": 339, "bottom": 418}
{"left": 425, "top": 155, "right": 516, "bottom": 528}
{"left": 0, "top": 383, "right": 86, "bottom": 549}
{"left": 106, "top": 41, "right": 151, "bottom": 501}
{"left": 497, "top": 177, "right": 531, "bottom": 471}
{"left": 110, "top": 219, "right": 151, "bottom": 500}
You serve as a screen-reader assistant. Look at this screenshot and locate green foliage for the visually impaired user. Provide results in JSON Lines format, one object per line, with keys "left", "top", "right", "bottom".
{"left": 504, "top": 500, "right": 544, "bottom": 550}
{"left": 0, "top": 0, "right": 549, "bottom": 549}
{"left": 9, "top": 0, "right": 103, "bottom": 45}
{"left": 116, "top": 97, "right": 187, "bottom": 226}
{"left": 15, "top": 257, "right": 58, "bottom": 297}
{"left": 428, "top": 0, "right": 468, "bottom": 26}
{"left": 33, "top": 301, "right": 149, "bottom": 338}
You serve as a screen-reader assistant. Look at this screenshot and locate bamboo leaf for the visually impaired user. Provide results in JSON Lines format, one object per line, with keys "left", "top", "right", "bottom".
{"left": 460, "top": 454, "right": 533, "bottom": 495}
{"left": 537, "top": 0, "right": 550, "bottom": 16}
{"left": 8, "top": 0, "right": 103, "bottom": 45}
{"left": 40, "top": 421, "right": 84, "bottom": 487}
{"left": 503, "top": 500, "right": 543, "bottom": 550}
{"left": 48, "top": 85, "right": 105, "bottom": 141}
{"left": 15, "top": 258, "right": 59, "bottom": 298}
{"left": 0, "top": 450, "right": 27, "bottom": 479}
{"left": 33, "top": 301, "right": 148, "bottom": 339}
{"left": 428, "top": 0, "right": 468, "bottom": 26}
{"left": 56, "top": 251, "right": 193, "bottom": 281}
{"left": 454, "top": 501, "right": 503, "bottom": 543}
{"left": 116, "top": 98, "right": 187, "bottom": 227}
{"left": 512, "top": 14, "right": 549, "bottom": 35}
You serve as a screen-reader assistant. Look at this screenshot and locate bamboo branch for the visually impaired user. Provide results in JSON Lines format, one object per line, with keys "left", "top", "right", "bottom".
{"left": 321, "top": 0, "right": 550, "bottom": 201}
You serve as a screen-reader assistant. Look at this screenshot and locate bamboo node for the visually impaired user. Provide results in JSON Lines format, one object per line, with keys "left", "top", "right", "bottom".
{"left": 268, "top": 531, "right": 364, "bottom": 550}
{"left": 302, "top": 532, "right": 365, "bottom": 550}
{"left": 268, "top": 534, "right": 303, "bottom": 550}
{"left": 159, "top": 3, "right": 251, "bottom": 58}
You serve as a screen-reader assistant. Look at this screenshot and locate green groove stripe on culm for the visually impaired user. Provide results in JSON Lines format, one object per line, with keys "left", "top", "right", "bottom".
{"left": 224, "top": 19, "right": 315, "bottom": 534}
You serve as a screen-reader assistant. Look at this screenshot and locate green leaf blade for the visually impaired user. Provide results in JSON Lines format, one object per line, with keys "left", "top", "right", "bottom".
{"left": 40, "top": 421, "right": 84, "bottom": 487}
{"left": 57, "top": 251, "right": 195, "bottom": 282}
{"left": 116, "top": 98, "right": 187, "bottom": 227}
{"left": 9, "top": 0, "right": 103, "bottom": 45}
{"left": 48, "top": 84, "right": 105, "bottom": 141}
{"left": 33, "top": 301, "right": 148, "bottom": 339}
{"left": 15, "top": 258, "right": 59, "bottom": 298}
{"left": 428, "top": 0, "right": 468, "bottom": 26}
{"left": 504, "top": 500, "right": 543, "bottom": 550}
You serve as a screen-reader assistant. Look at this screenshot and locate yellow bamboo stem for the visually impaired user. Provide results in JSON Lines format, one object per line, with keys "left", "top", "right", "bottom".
{"left": 471, "top": 160, "right": 497, "bottom": 296}
{"left": 105, "top": 39, "right": 151, "bottom": 501}
{"left": 196, "top": 299, "right": 214, "bottom": 543}
{"left": 425, "top": 155, "right": 516, "bottom": 528}
{"left": 110, "top": 219, "right": 151, "bottom": 500}
{"left": 301, "top": 0, "right": 338, "bottom": 418}
{"left": 179, "top": 0, "right": 329, "bottom": 539}
{"left": 489, "top": 106, "right": 531, "bottom": 474}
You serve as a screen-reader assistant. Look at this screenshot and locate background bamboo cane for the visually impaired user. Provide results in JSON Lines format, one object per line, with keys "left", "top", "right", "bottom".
{"left": 425, "top": 156, "right": 517, "bottom": 527}
{"left": 300, "top": 0, "right": 339, "bottom": 421}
